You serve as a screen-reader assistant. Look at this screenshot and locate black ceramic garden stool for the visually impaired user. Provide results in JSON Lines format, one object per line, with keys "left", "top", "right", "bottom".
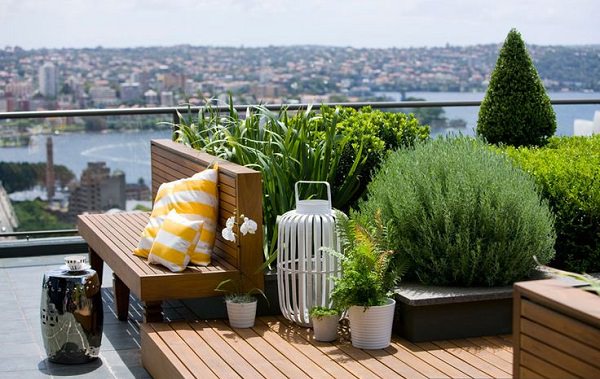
{"left": 40, "top": 262, "right": 103, "bottom": 364}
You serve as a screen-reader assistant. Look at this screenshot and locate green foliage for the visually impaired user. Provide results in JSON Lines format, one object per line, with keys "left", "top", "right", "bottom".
{"left": 309, "top": 306, "right": 340, "bottom": 319}
{"left": 172, "top": 98, "right": 429, "bottom": 260}
{"left": 503, "top": 135, "right": 600, "bottom": 272}
{"left": 13, "top": 200, "right": 74, "bottom": 231}
{"left": 328, "top": 211, "right": 408, "bottom": 310}
{"left": 477, "top": 28, "right": 556, "bottom": 147}
{"left": 214, "top": 278, "right": 268, "bottom": 304}
{"left": 0, "top": 162, "right": 75, "bottom": 193}
{"left": 328, "top": 106, "right": 429, "bottom": 206}
{"left": 360, "top": 137, "right": 556, "bottom": 287}
{"left": 133, "top": 204, "right": 151, "bottom": 212}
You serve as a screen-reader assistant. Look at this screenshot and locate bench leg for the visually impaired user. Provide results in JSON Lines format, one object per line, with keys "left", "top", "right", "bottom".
{"left": 143, "top": 301, "right": 163, "bottom": 323}
{"left": 113, "top": 274, "right": 130, "bottom": 321}
{"left": 88, "top": 248, "right": 104, "bottom": 284}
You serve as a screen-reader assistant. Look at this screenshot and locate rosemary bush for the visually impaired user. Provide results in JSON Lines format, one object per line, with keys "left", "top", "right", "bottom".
{"left": 360, "top": 137, "right": 556, "bottom": 286}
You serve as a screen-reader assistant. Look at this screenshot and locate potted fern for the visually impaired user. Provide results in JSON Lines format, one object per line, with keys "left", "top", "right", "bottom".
{"left": 327, "top": 211, "right": 407, "bottom": 349}
{"left": 309, "top": 306, "right": 340, "bottom": 342}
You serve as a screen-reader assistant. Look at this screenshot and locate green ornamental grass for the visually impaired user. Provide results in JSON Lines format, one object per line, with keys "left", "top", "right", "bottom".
{"left": 359, "top": 137, "right": 556, "bottom": 287}
{"left": 172, "top": 98, "right": 428, "bottom": 261}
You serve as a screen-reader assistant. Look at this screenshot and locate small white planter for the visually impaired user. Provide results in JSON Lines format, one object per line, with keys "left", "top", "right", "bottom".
{"left": 312, "top": 315, "right": 339, "bottom": 342}
{"left": 348, "top": 298, "right": 396, "bottom": 349}
{"left": 226, "top": 299, "right": 257, "bottom": 328}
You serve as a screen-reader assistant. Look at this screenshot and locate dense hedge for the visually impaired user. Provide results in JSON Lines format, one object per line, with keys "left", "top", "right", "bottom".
{"left": 477, "top": 29, "right": 556, "bottom": 147}
{"left": 504, "top": 135, "right": 600, "bottom": 272}
{"left": 359, "top": 137, "right": 556, "bottom": 286}
{"left": 318, "top": 106, "right": 429, "bottom": 207}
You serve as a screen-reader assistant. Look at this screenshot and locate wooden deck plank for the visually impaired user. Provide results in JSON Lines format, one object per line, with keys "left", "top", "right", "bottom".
{"left": 448, "top": 338, "right": 513, "bottom": 374}
{"left": 206, "top": 320, "right": 287, "bottom": 379}
{"left": 272, "top": 316, "right": 380, "bottom": 379}
{"left": 228, "top": 323, "right": 312, "bottom": 379}
{"left": 173, "top": 322, "right": 242, "bottom": 379}
{"left": 151, "top": 323, "right": 218, "bottom": 379}
{"left": 481, "top": 336, "right": 514, "bottom": 353}
{"left": 465, "top": 337, "right": 513, "bottom": 364}
{"left": 385, "top": 340, "right": 451, "bottom": 378}
{"left": 189, "top": 321, "right": 265, "bottom": 379}
{"left": 142, "top": 318, "right": 516, "bottom": 379}
{"left": 250, "top": 319, "right": 334, "bottom": 379}
{"left": 415, "top": 341, "right": 491, "bottom": 378}
{"left": 367, "top": 346, "right": 428, "bottom": 379}
{"left": 392, "top": 337, "right": 469, "bottom": 378}
{"left": 141, "top": 323, "right": 196, "bottom": 379}
{"left": 258, "top": 317, "right": 350, "bottom": 378}
{"left": 433, "top": 340, "right": 509, "bottom": 378}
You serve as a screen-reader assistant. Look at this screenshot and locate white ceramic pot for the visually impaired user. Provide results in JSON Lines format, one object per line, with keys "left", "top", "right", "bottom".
{"left": 226, "top": 299, "right": 258, "bottom": 328}
{"left": 348, "top": 298, "right": 395, "bottom": 349}
{"left": 312, "top": 315, "right": 339, "bottom": 342}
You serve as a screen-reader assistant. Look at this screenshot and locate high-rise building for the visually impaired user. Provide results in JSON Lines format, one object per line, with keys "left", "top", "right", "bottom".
{"left": 120, "top": 82, "right": 141, "bottom": 103}
{"left": 38, "top": 62, "right": 58, "bottom": 98}
{"left": 69, "top": 162, "right": 126, "bottom": 218}
{"left": 160, "top": 91, "right": 174, "bottom": 106}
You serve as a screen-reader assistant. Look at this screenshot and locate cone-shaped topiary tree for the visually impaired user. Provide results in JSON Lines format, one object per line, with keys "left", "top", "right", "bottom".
{"left": 477, "top": 29, "right": 556, "bottom": 147}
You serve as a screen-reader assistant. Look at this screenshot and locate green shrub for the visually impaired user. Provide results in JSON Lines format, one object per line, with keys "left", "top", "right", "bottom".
{"left": 359, "top": 137, "right": 556, "bottom": 287}
{"left": 327, "top": 106, "right": 429, "bottom": 206}
{"left": 173, "top": 100, "right": 429, "bottom": 260}
{"left": 504, "top": 135, "right": 600, "bottom": 272}
{"left": 477, "top": 28, "right": 556, "bottom": 147}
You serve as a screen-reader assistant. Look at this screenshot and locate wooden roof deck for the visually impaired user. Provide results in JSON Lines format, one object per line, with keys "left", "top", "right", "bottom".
{"left": 142, "top": 316, "right": 514, "bottom": 378}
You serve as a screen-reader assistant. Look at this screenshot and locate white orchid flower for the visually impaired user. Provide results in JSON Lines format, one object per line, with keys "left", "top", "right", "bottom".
{"left": 226, "top": 216, "right": 235, "bottom": 229}
{"left": 240, "top": 217, "right": 258, "bottom": 235}
{"left": 221, "top": 227, "right": 236, "bottom": 242}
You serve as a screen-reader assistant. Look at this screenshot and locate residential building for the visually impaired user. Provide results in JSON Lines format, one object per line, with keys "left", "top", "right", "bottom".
{"left": 38, "top": 62, "right": 58, "bottom": 98}
{"left": 69, "top": 162, "right": 126, "bottom": 218}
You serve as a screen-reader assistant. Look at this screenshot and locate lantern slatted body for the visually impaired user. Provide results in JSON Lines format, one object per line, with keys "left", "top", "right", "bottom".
{"left": 277, "top": 181, "right": 341, "bottom": 326}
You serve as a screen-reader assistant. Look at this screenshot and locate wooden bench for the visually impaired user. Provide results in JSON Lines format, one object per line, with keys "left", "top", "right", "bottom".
{"left": 77, "top": 139, "right": 264, "bottom": 322}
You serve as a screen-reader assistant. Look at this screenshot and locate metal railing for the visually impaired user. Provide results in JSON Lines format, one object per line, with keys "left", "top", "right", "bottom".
{"left": 0, "top": 98, "right": 599, "bottom": 254}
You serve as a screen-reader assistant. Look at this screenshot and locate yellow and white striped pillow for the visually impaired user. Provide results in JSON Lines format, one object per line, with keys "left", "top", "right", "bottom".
{"left": 148, "top": 210, "right": 204, "bottom": 272}
{"left": 134, "top": 167, "right": 219, "bottom": 266}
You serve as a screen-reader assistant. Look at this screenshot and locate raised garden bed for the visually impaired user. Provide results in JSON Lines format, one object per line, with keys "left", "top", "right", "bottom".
{"left": 393, "top": 283, "right": 513, "bottom": 342}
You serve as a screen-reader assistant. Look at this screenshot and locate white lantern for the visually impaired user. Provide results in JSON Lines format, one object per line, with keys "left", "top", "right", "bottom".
{"left": 277, "top": 181, "right": 342, "bottom": 326}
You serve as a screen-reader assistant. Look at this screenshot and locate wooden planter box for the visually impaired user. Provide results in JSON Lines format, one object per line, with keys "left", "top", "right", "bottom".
{"left": 513, "top": 279, "right": 600, "bottom": 378}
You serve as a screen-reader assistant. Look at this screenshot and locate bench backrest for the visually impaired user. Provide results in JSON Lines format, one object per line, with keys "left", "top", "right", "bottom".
{"left": 150, "top": 139, "right": 264, "bottom": 290}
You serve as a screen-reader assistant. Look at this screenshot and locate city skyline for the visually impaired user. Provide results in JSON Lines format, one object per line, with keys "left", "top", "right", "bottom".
{"left": 1, "top": 0, "right": 599, "bottom": 49}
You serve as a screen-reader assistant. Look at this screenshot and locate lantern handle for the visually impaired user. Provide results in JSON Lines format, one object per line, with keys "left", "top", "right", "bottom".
{"left": 295, "top": 181, "right": 332, "bottom": 209}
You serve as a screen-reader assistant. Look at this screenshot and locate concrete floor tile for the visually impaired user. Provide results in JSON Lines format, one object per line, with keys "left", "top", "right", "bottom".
{"left": 0, "top": 356, "right": 46, "bottom": 372}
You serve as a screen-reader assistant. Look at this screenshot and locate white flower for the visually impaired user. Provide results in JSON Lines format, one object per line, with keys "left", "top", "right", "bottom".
{"left": 226, "top": 216, "right": 235, "bottom": 229}
{"left": 221, "top": 227, "right": 236, "bottom": 242}
{"left": 240, "top": 217, "right": 257, "bottom": 235}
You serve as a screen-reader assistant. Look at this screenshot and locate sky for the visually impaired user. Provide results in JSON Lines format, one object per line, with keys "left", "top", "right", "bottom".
{"left": 1, "top": 0, "right": 599, "bottom": 49}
